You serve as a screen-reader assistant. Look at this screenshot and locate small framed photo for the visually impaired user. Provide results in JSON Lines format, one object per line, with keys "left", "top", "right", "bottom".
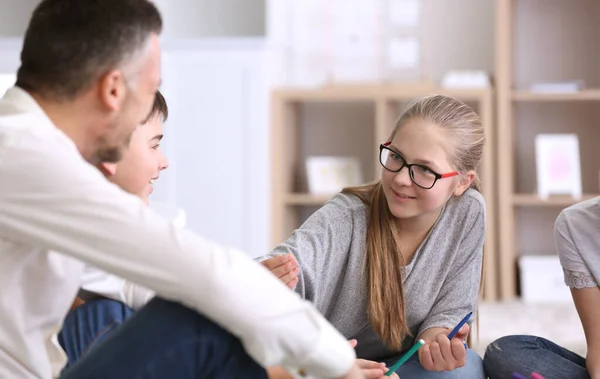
{"left": 306, "top": 156, "right": 363, "bottom": 194}
{"left": 535, "top": 134, "right": 582, "bottom": 200}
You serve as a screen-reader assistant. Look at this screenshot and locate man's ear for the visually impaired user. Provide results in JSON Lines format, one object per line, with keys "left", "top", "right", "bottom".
{"left": 453, "top": 170, "right": 476, "bottom": 196}
{"left": 97, "top": 162, "right": 117, "bottom": 177}
{"left": 98, "top": 69, "right": 126, "bottom": 112}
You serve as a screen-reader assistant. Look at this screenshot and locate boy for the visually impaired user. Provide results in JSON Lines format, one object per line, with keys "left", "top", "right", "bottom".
{"left": 58, "top": 90, "right": 169, "bottom": 366}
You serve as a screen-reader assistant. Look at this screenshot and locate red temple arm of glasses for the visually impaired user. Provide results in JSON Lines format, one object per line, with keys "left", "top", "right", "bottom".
{"left": 440, "top": 172, "right": 459, "bottom": 178}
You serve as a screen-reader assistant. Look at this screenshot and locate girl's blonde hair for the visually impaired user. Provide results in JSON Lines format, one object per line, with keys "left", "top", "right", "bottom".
{"left": 342, "top": 94, "right": 485, "bottom": 350}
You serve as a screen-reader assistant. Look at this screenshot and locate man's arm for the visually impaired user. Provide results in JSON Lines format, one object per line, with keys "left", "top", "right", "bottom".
{"left": 0, "top": 131, "right": 356, "bottom": 378}
{"left": 78, "top": 207, "right": 187, "bottom": 309}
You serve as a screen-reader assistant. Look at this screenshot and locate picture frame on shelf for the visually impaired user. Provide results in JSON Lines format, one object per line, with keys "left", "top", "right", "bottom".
{"left": 306, "top": 156, "right": 363, "bottom": 195}
{"left": 535, "top": 133, "right": 582, "bottom": 200}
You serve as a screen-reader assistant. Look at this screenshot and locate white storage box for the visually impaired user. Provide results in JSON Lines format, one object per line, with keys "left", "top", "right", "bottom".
{"left": 519, "top": 255, "right": 572, "bottom": 304}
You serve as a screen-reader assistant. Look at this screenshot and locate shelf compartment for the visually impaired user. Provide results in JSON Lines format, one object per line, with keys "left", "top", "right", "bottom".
{"left": 282, "top": 193, "right": 334, "bottom": 206}
{"left": 512, "top": 90, "right": 600, "bottom": 102}
{"left": 513, "top": 194, "right": 598, "bottom": 207}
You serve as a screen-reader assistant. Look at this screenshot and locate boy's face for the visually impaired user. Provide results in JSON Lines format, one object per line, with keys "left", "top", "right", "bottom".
{"left": 100, "top": 115, "right": 169, "bottom": 204}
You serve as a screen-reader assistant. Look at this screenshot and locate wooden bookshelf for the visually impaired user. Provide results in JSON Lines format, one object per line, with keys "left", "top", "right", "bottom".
{"left": 496, "top": 0, "right": 600, "bottom": 299}
{"left": 270, "top": 83, "right": 499, "bottom": 300}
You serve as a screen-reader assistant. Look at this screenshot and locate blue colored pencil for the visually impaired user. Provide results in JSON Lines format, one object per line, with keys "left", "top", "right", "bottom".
{"left": 447, "top": 312, "right": 472, "bottom": 339}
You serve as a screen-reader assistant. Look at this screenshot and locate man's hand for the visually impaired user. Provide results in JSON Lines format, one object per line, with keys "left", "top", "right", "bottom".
{"left": 349, "top": 339, "right": 400, "bottom": 379}
{"left": 338, "top": 362, "right": 367, "bottom": 379}
{"left": 355, "top": 360, "right": 399, "bottom": 379}
{"left": 418, "top": 325, "right": 469, "bottom": 371}
{"left": 266, "top": 339, "right": 400, "bottom": 379}
{"left": 260, "top": 254, "right": 299, "bottom": 289}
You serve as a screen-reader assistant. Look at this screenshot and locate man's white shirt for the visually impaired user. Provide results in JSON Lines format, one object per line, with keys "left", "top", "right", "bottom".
{"left": 0, "top": 87, "right": 355, "bottom": 379}
{"left": 78, "top": 204, "right": 187, "bottom": 310}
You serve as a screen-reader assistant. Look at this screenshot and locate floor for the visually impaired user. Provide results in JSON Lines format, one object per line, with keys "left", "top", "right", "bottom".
{"left": 471, "top": 300, "right": 587, "bottom": 357}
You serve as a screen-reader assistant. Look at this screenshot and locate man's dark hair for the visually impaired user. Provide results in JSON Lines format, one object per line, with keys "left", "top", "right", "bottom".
{"left": 16, "top": 0, "right": 162, "bottom": 100}
{"left": 143, "top": 90, "right": 168, "bottom": 124}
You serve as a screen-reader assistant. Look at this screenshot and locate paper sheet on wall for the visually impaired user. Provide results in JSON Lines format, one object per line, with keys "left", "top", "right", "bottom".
{"left": 330, "top": 0, "right": 380, "bottom": 51}
{"left": 287, "top": 0, "right": 330, "bottom": 86}
{"left": 388, "top": 37, "right": 420, "bottom": 69}
{"left": 329, "top": 0, "right": 382, "bottom": 82}
{"left": 389, "top": 0, "right": 421, "bottom": 27}
{"left": 289, "top": 0, "right": 329, "bottom": 54}
{"left": 535, "top": 134, "right": 582, "bottom": 200}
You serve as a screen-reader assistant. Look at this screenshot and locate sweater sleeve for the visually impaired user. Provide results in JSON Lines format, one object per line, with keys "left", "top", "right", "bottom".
{"left": 257, "top": 194, "right": 357, "bottom": 303}
{"left": 417, "top": 199, "right": 485, "bottom": 336}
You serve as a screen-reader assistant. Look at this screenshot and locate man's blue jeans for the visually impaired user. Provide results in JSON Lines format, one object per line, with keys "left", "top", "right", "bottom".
{"left": 58, "top": 297, "right": 268, "bottom": 379}
{"left": 483, "top": 335, "right": 590, "bottom": 379}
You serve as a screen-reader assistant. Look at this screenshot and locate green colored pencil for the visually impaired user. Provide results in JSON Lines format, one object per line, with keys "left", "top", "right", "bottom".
{"left": 385, "top": 339, "right": 425, "bottom": 376}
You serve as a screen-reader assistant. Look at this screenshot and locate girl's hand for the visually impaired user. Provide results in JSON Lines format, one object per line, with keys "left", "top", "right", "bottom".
{"left": 419, "top": 325, "right": 468, "bottom": 371}
{"left": 260, "top": 254, "right": 299, "bottom": 289}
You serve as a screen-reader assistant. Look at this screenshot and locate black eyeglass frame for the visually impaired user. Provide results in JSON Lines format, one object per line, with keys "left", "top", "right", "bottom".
{"left": 378, "top": 144, "right": 460, "bottom": 189}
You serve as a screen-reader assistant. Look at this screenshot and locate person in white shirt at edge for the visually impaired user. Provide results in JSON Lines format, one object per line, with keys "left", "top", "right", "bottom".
{"left": 0, "top": 1, "right": 366, "bottom": 378}
{"left": 58, "top": 90, "right": 169, "bottom": 367}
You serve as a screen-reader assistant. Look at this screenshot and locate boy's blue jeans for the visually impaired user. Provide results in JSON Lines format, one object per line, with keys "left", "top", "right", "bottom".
{"left": 58, "top": 297, "right": 268, "bottom": 379}
{"left": 58, "top": 298, "right": 134, "bottom": 366}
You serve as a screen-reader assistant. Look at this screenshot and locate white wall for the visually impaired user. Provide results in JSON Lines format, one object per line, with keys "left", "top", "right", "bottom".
{"left": 155, "top": 39, "right": 270, "bottom": 257}
{"left": 265, "top": 0, "right": 495, "bottom": 84}
{"left": 0, "top": 39, "right": 21, "bottom": 73}
{"left": 423, "top": 0, "right": 494, "bottom": 82}
{"left": 0, "top": 0, "right": 494, "bottom": 81}
{"left": 0, "top": 0, "right": 38, "bottom": 37}
{"left": 153, "top": 0, "right": 265, "bottom": 38}
{"left": 0, "top": 0, "right": 495, "bottom": 258}
{"left": 0, "top": 0, "right": 265, "bottom": 39}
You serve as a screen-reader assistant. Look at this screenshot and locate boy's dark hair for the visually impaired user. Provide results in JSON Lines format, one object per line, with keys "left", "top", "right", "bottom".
{"left": 143, "top": 91, "right": 168, "bottom": 124}
{"left": 15, "top": 0, "right": 162, "bottom": 100}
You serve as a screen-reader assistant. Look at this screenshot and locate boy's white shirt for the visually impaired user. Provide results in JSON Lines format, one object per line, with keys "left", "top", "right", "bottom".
{"left": 79, "top": 206, "right": 186, "bottom": 310}
{"left": 0, "top": 87, "right": 355, "bottom": 379}
{"left": 80, "top": 266, "right": 155, "bottom": 309}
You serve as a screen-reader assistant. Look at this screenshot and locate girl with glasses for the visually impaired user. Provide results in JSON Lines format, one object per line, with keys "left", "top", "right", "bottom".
{"left": 259, "top": 94, "right": 486, "bottom": 379}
